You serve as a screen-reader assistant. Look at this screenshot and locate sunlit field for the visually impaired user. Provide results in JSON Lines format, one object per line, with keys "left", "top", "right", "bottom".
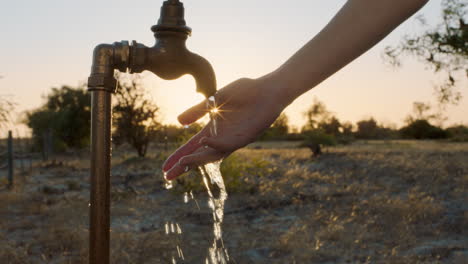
{"left": 1, "top": 140, "right": 467, "bottom": 263}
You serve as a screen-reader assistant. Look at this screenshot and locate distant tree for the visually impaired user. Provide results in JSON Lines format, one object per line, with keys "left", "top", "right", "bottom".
{"left": 113, "top": 74, "right": 161, "bottom": 157}
{"left": 260, "top": 113, "right": 290, "bottom": 140}
{"left": 400, "top": 119, "right": 448, "bottom": 139}
{"left": 404, "top": 101, "right": 449, "bottom": 126}
{"left": 341, "top": 122, "right": 354, "bottom": 136}
{"left": 413, "top": 102, "right": 432, "bottom": 120}
{"left": 354, "top": 118, "right": 397, "bottom": 139}
{"left": 355, "top": 118, "right": 380, "bottom": 139}
{"left": 445, "top": 124, "right": 468, "bottom": 141}
{"left": 25, "top": 86, "right": 91, "bottom": 151}
{"left": 384, "top": 0, "right": 467, "bottom": 105}
{"left": 303, "top": 97, "right": 331, "bottom": 131}
{"left": 302, "top": 129, "right": 337, "bottom": 157}
{"left": 318, "top": 116, "right": 342, "bottom": 136}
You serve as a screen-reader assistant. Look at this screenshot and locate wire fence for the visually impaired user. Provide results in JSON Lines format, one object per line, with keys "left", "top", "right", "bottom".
{"left": 0, "top": 130, "right": 34, "bottom": 189}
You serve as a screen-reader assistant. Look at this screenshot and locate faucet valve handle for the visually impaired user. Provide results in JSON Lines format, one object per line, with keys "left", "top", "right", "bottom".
{"left": 151, "top": 0, "right": 191, "bottom": 35}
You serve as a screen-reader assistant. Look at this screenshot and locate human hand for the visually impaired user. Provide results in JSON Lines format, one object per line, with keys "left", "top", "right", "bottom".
{"left": 162, "top": 75, "right": 290, "bottom": 180}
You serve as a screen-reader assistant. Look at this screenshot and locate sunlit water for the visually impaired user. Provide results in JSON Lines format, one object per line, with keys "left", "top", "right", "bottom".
{"left": 164, "top": 96, "right": 229, "bottom": 264}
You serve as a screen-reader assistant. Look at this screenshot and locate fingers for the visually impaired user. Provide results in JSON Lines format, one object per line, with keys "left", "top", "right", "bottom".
{"left": 165, "top": 148, "right": 223, "bottom": 180}
{"left": 162, "top": 128, "right": 209, "bottom": 172}
{"left": 199, "top": 136, "right": 235, "bottom": 153}
{"left": 177, "top": 100, "right": 208, "bottom": 125}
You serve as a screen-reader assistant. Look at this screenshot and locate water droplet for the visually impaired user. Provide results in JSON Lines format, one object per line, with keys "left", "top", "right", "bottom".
{"left": 164, "top": 172, "right": 173, "bottom": 189}
{"left": 176, "top": 245, "right": 185, "bottom": 260}
{"left": 164, "top": 180, "right": 173, "bottom": 189}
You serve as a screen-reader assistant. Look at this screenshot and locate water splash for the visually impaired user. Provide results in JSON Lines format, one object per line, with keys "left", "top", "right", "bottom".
{"left": 199, "top": 96, "right": 230, "bottom": 264}
{"left": 164, "top": 95, "right": 229, "bottom": 263}
{"left": 164, "top": 172, "right": 173, "bottom": 189}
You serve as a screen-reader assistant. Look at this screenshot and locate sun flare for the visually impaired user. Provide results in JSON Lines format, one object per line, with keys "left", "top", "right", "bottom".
{"left": 211, "top": 107, "right": 219, "bottom": 114}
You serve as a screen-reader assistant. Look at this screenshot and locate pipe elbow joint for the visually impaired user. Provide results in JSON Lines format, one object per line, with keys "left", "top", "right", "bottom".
{"left": 91, "top": 44, "right": 115, "bottom": 76}
{"left": 88, "top": 41, "right": 131, "bottom": 92}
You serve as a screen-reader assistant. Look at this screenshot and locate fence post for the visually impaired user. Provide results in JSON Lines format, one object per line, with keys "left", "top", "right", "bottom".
{"left": 7, "top": 130, "right": 13, "bottom": 188}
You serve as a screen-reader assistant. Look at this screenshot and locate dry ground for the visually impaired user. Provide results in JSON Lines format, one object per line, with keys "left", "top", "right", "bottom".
{"left": 0, "top": 140, "right": 467, "bottom": 263}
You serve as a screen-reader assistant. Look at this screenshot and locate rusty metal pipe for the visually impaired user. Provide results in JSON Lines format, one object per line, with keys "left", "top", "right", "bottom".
{"left": 89, "top": 91, "right": 112, "bottom": 264}
{"left": 87, "top": 1, "right": 216, "bottom": 263}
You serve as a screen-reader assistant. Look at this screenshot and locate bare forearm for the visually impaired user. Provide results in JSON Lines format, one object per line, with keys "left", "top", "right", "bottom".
{"left": 270, "top": 0, "right": 429, "bottom": 103}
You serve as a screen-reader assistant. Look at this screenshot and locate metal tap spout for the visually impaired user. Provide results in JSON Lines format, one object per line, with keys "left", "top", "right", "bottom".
{"left": 129, "top": 0, "right": 217, "bottom": 98}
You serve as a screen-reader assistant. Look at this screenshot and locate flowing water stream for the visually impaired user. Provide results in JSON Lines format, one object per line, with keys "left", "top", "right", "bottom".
{"left": 164, "top": 96, "right": 229, "bottom": 264}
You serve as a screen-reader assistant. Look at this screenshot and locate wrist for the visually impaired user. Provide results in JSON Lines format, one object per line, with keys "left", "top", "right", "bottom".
{"left": 258, "top": 68, "right": 305, "bottom": 108}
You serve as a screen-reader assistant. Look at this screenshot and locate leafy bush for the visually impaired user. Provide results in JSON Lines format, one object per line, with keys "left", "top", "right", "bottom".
{"left": 301, "top": 129, "right": 337, "bottom": 147}
{"left": 300, "top": 129, "right": 337, "bottom": 156}
{"left": 400, "top": 119, "right": 448, "bottom": 139}
{"left": 25, "top": 86, "right": 90, "bottom": 151}
{"left": 259, "top": 113, "right": 290, "bottom": 141}
{"left": 355, "top": 118, "right": 397, "bottom": 139}
{"left": 113, "top": 74, "right": 161, "bottom": 157}
{"left": 445, "top": 125, "right": 468, "bottom": 142}
{"left": 174, "top": 153, "right": 277, "bottom": 194}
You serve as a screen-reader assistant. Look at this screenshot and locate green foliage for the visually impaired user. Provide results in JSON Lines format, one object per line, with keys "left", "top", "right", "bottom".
{"left": 260, "top": 113, "right": 290, "bottom": 140}
{"left": 318, "top": 116, "right": 342, "bottom": 136}
{"left": 113, "top": 74, "right": 161, "bottom": 157}
{"left": 384, "top": 0, "right": 468, "bottom": 105}
{"left": 355, "top": 118, "right": 397, "bottom": 140}
{"left": 301, "top": 98, "right": 356, "bottom": 148}
{"left": 303, "top": 97, "right": 331, "bottom": 131}
{"left": 355, "top": 118, "right": 379, "bottom": 139}
{"left": 302, "top": 129, "right": 337, "bottom": 147}
{"left": 25, "top": 86, "right": 90, "bottom": 151}
{"left": 400, "top": 119, "right": 448, "bottom": 139}
{"left": 174, "top": 153, "right": 277, "bottom": 194}
{"left": 445, "top": 124, "right": 468, "bottom": 141}
{"left": 404, "top": 101, "right": 447, "bottom": 127}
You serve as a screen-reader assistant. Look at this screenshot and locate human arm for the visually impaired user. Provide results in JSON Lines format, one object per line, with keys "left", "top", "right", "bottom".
{"left": 162, "top": 0, "right": 429, "bottom": 179}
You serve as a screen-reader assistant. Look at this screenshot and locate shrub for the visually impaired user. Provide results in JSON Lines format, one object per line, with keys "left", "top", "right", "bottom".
{"left": 300, "top": 129, "right": 337, "bottom": 156}
{"left": 25, "top": 86, "right": 91, "bottom": 151}
{"left": 113, "top": 73, "right": 161, "bottom": 157}
{"left": 445, "top": 125, "right": 468, "bottom": 142}
{"left": 302, "top": 130, "right": 337, "bottom": 147}
{"left": 354, "top": 118, "right": 397, "bottom": 139}
{"left": 400, "top": 119, "right": 448, "bottom": 139}
{"left": 174, "top": 153, "right": 276, "bottom": 194}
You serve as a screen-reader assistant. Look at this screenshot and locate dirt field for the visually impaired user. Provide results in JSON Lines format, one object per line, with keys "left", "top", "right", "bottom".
{"left": 1, "top": 140, "right": 467, "bottom": 263}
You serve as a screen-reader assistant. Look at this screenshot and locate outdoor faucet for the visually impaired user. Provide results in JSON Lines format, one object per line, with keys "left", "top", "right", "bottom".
{"left": 88, "top": 0, "right": 216, "bottom": 97}
{"left": 86, "top": 1, "right": 216, "bottom": 263}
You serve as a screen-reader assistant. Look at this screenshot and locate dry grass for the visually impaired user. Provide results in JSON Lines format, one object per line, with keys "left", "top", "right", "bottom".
{"left": 0, "top": 140, "right": 467, "bottom": 263}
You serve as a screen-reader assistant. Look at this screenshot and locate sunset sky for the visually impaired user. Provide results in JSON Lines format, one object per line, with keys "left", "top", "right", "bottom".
{"left": 1, "top": 0, "right": 466, "bottom": 135}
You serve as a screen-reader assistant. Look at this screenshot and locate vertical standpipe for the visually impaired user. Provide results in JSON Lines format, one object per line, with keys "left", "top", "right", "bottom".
{"left": 89, "top": 90, "right": 112, "bottom": 264}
